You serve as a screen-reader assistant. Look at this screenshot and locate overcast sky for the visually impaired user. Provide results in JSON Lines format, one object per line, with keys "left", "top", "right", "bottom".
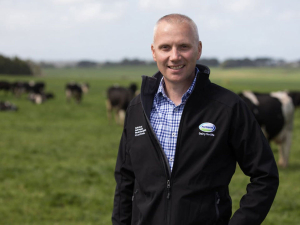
{"left": 0, "top": 0, "right": 299, "bottom": 62}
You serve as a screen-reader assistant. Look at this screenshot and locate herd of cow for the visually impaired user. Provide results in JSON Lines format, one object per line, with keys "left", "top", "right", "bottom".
{"left": 1, "top": 79, "right": 300, "bottom": 168}
{"left": 0, "top": 80, "right": 90, "bottom": 110}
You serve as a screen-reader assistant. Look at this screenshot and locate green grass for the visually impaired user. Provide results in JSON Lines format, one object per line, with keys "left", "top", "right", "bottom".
{"left": 1, "top": 65, "right": 300, "bottom": 224}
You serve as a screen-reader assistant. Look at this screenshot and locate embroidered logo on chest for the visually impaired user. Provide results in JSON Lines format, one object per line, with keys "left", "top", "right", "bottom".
{"left": 135, "top": 126, "right": 146, "bottom": 136}
{"left": 199, "top": 122, "right": 216, "bottom": 136}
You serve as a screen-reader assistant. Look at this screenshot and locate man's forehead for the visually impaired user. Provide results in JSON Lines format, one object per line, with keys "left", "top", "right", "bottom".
{"left": 154, "top": 22, "right": 194, "bottom": 42}
{"left": 156, "top": 20, "right": 191, "bottom": 31}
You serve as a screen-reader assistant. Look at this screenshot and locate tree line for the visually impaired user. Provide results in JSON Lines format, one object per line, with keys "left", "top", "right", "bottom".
{"left": 69, "top": 57, "right": 299, "bottom": 68}
{"left": 0, "top": 54, "right": 42, "bottom": 76}
{"left": 1, "top": 53, "right": 299, "bottom": 75}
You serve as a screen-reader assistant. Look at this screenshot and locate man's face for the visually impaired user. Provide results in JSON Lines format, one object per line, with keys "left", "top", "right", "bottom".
{"left": 151, "top": 21, "right": 202, "bottom": 86}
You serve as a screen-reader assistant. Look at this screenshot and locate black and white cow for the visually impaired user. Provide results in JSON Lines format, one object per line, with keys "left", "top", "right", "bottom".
{"left": 28, "top": 92, "right": 55, "bottom": 104}
{"left": 239, "top": 90, "right": 300, "bottom": 168}
{"left": 11, "top": 81, "right": 27, "bottom": 97}
{"left": 106, "top": 83, "right": 137, "bottom": 125}
{"left": 0, "top": 81, "right": 11, "bottom": 94}
{"left": 0, "top": 101, "right": 18, "bottom": 111}
{"left": 28, "top": 81, "right": 46, "bottom": 94}
{"left": 65, "top": 82, "right": 90, "bottom": 103}
{"left": 11, "top": 81, "right": 46, "bottom": 97}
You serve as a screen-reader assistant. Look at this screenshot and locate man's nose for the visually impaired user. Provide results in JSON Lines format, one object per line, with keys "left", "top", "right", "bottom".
{"left": 170, "top": 48, "right": 181, "bottom": 61}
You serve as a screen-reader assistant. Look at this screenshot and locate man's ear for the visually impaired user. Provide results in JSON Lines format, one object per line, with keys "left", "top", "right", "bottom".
{"left": 151, "top": 44, "right": 157, "bottom": 62}
{"left": 197, "top": 41, "right": 202, "bottom": 59}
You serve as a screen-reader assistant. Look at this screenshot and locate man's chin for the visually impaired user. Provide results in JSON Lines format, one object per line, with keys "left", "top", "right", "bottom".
{"left": 164, "top": 76, "right": 186, "bottom": 84}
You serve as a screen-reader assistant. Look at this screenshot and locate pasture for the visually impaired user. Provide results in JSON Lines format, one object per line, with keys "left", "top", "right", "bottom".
{"left": 1, "top": 65, "right": 300, "bottom": 225}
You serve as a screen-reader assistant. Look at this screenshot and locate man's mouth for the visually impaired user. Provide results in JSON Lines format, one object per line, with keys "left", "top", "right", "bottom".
{"left": 168, "top": 65, "right": 184, "bottom": 70}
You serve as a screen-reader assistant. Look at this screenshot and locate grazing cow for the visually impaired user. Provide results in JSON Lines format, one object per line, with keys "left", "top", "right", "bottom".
{"left": 239, "top": 90, "right": 300, "bottom": 168}
{"left": 10, "top": 81, "right": 46, "bottom": 97}
{"left": 11, "top": 81, "right": 26, "bottom": 97}
{"left": 0, "top": 101, "right": 18, "bottom": 111}
{"left": 65, "top": 82, "right": 90, "bottom": 103}
{"left": 106, "top": 83, "right": 137, "bottom": 125}
{"left": 0, "top": 81, "right": 11, "bottom": 94}
{"left": 28, "top": 92, "right": 55, "bottom": 104}
{"left": 28, "top": 81, "right": 45, "bottom": 94}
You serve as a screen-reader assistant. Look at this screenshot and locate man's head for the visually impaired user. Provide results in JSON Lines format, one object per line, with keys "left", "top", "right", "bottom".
{"left": 153, "top": 14, "right": 199, "bottom": 45}
{"left": 151, "top": 14, "right": 202, "bottom": 87}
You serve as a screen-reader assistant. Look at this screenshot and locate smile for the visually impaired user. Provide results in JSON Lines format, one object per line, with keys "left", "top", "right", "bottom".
{"left": 168, "top": 65, "right": 184, "bottom": 70}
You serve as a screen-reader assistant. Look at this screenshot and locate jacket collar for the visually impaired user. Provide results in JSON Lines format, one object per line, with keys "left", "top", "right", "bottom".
{"left": 141, "top": 64, "right": 211, "bottom": 119}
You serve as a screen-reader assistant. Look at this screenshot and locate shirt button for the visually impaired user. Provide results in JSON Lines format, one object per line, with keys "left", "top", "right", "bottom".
{"left": 172, "top": 133, "right": 176, "bottom": 137}
{"left": 174, "top": 108, "right": 178, "bottom": 112}
{"left": 169, "top": 157, "right": 174, "bottom": 162}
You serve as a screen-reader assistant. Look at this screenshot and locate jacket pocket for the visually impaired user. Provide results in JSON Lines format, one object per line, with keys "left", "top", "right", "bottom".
{"left": 215, "top": 192, "right": 220, "bottom": 222}
{"left": 190, "top": 192, "right": 222, "bottom": 223}
{"left": 215, "top": 189, "right": 232, "bottom": 224}
{"left": 131, "top": 189, "right": 142, "bottom": 225}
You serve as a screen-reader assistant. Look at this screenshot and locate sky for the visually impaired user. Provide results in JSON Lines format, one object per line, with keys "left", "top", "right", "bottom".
{"left": 0, "top": 0, "right": 299, "bottom": 62}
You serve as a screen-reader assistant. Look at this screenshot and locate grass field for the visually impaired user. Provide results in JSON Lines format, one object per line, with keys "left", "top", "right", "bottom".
{"left": 1, "top": 65, "right": 300, "bottom": 225}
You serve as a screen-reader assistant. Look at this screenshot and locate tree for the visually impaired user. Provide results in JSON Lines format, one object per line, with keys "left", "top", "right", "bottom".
{"left": 0, "top": 54, "right": 42, "bottom": 76}
{"left": 197, "top": 58, "right": 220, "bottom": 67}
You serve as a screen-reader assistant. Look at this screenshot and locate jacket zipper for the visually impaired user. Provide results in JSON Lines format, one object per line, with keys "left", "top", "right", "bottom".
{"left": 166, "top": 179, "right": 171, "bottom": 224}
{"left": 167, "top": 180, "right": 171, "bottom": 199}
{"left": 132, "top": 189, "right": 139, "bottom": 201}
{"left": 215, "top": 192, "right": 220, "bottom": 222}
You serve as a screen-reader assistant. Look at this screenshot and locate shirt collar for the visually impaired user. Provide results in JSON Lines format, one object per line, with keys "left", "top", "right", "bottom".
{"left": 156, "top": 67, "right": 199, "bottom": 103}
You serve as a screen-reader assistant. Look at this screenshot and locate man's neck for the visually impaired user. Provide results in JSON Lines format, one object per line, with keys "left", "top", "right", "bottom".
{"left": 163, "top": 75, "right": 195, "bottom": 106}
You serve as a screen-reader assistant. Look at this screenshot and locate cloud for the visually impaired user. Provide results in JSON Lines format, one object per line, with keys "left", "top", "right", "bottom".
{"left": 201, "top": 16, "right": 232, "bottom": 31}
{"left": 52, "top": 0, "right": 128, "bottom": 22}
{"left": 53, "top": 0, "right": 86, "bottom": 3}
{"left": 139, "top": 0, "right": 184, "bottom": 10}
{"left": 278, "top": 10, "right": 300, "bottom": 21}
{"left": 67, "top": 2, "right": 127, "bottom": 22}
{"left": 225, "top": 0, "right": 258, "bottom": 13}
{"left": 0, "top": 0, "right": 128, "bottom": 32}
{"left": 53, "top": 0, "right": 122, "bottom": 5}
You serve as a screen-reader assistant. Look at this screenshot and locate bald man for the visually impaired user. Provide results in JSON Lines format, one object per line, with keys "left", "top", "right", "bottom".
{"left": 112, "top": 14, "right": 279, "bottom": 225}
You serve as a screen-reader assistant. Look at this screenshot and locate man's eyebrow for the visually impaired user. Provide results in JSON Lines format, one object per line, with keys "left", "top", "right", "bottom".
{"left": 179, "top": 42, "right": 191, "bottom": 45}
{"left": 158, "top": 44, "right": 170, "bottom": 48}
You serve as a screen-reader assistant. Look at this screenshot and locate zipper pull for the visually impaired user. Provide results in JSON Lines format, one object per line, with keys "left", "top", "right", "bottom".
{"left": 216, "top": 192, "right": 220, "bottom": 204}
{"left": 132, "top": 189, "right": 138, "bottom": 201}
{"left": 167, "top": 180, "right": 171, "bottom": 199}
{"left": 167, "top": 180, "right": 170, "bottom": 188}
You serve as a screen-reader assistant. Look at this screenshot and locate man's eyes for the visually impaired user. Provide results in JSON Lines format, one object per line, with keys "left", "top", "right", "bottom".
{"left": 159, "top": 44, "right": 190, "bottom": 50}
{"left": 160, "top": 45, "right": 170, "bottom": 50}
{"left": 180, "top": 44, "right": 190, "bottom": 49}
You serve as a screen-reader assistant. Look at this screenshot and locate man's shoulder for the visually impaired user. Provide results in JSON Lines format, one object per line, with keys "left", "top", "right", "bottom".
{"left": 204, "top": 83, "right": 242, "bottom": 109}
{"left": 128, "top": 94, "right": 141, "bottom": 108}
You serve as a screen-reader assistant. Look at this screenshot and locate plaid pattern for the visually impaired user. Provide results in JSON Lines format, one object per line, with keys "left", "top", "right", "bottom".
{"left": 150, "top": 68, "right": 199, "bottom": 171}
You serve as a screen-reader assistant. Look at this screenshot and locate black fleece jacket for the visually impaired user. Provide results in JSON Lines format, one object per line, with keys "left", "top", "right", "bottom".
{"left": 112, "top": 64, "right": 279, "bottom": 225}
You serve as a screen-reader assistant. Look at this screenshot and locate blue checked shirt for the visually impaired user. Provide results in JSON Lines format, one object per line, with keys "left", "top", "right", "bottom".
{"left": 150, "top": 68, "right": 199, "bottom": 171}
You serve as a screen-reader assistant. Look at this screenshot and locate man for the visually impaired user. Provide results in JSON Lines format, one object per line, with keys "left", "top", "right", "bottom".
{"left": 112, "top": 14, "right": 279, "bottom": 225}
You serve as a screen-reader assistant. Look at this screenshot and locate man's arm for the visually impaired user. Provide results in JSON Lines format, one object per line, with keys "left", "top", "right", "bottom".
{"left": 228, "top": 99, "right": 279, "bottom": 225}
{"left": 112, "top": 120, "right": 135, "bottom": 225}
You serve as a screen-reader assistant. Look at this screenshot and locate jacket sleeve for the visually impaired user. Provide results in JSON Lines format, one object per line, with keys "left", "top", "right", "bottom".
{"left": 112, "top": 114, "right": 135, "bottom": 225}
{"left": 228, "top": 99, "right": 279, "bottom": 225}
